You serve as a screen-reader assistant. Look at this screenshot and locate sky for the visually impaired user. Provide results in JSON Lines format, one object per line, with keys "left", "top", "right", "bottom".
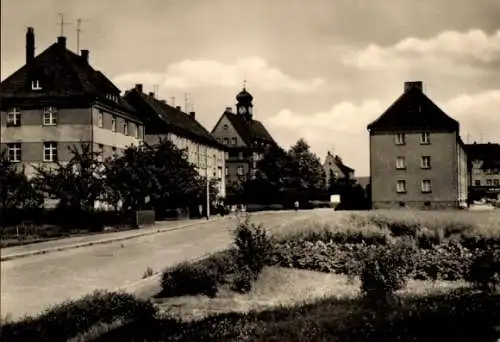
{"left": 2, "top": 0, "right": 500, "bottom": 176}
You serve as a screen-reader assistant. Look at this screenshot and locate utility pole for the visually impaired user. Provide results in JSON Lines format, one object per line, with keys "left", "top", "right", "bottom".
{"left": 57, "top": 13, "right": 70, "bottom": 36}
{"left": 76, "top": 18, "right": 82, "bottom": 52}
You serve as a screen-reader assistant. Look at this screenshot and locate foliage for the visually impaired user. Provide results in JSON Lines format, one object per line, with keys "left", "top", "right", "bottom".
{"left": 467, "top": 247, "right": 500, "bottom": 293}
{"left": 0, "top": 291, "right": 156, "bottom": 342}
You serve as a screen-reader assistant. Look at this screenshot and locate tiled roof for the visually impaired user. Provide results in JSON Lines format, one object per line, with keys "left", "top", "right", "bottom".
{"left": 465, "top": 143, "right": 500, "bottom": 169}
{"left": 324, "top": 152, "right": 354, "bottom": 177}
{"left": 124, "top": 89, "right": 225, "bottom": 150}
{"left": 224, "top": 112, "right": 276, "bottom": 146}
{"left": 367, "top": 86, "right": 459, "bottom": 131}
{"left": 0, "top": 38, "right": 139, "bottom": 122}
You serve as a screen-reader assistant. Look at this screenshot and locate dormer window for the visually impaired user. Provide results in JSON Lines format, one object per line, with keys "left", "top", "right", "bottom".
{"left": 31, "top": 80, "right": 42, "bottom": 90}
{"left": 223, "top": 124, "right": 228, "bottom": 131}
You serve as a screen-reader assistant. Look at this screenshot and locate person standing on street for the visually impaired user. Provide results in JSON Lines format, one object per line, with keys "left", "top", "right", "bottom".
{"left": 294, "top": 200, "right": 299, "bottom": 211}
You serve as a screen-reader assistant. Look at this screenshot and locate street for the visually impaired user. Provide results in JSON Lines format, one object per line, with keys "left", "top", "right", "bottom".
{"left": 1, "top": 210, "right": 314, "bottom": 320}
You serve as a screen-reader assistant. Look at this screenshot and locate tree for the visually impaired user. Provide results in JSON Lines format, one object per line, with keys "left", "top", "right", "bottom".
{"left": 32, "top": 144, "right": 105, "bottom": 212}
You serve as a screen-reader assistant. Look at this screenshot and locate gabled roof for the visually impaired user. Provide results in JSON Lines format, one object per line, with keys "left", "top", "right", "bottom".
{"left": 465, "top": 143, "right": 500, "bottom": 169}
{"left": 124, "top": 89, "right": 225, "bottom": 150}
{"left": 223, "top": 112, "right": 276, "bottom": 146}
{"left": 324, "top": 152, "right": 354, "bottom": 176}
{"left": 367, "top": 86, "right": 459, "bottom": 132}
{"left": 0, "top": 38, "right": 139, "bottom": 121}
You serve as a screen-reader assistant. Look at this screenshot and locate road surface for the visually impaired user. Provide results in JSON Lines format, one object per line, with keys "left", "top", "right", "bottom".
{"left": 1, "top": 210, "right": 315, "bottom": 320}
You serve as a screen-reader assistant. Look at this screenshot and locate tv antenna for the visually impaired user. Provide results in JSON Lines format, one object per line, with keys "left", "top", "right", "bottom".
{"left": 184, "top": 93, "right": 188, "bottom": 112}
{"left": 57, "top": 13, "right": 70, "bottom": 36}
{"left": 171, "top": 97, "right": 175, "bottom": 106}
{"left": 153, "top": 84, "right": 159, "bottom": 97}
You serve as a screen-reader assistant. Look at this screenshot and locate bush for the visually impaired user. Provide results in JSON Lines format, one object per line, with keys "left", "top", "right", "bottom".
{"left": 231, "top": 265, "right": 254, "bottom": 293}
{"left": 467, "top": 247, "right": 500, "bottom": 293}
{"left": 160, "top": 261, "right": 219, "bottom": 298}
{"left": 359, "top": 239, "right": 416, "bottom": 304}
{"left": 0, "top": 291, "right": 155, "bottom": 342}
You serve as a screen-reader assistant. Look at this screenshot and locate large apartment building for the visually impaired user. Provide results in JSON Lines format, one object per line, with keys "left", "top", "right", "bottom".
{"left": 0, "top": 28, "right": 144, "bottom": 178}
{"left": 466, "top": 142, "right": 500, "bottom": 200}
{"left": 367, "top": 81, "right": 468, "bottom": 209}
{"left": 123, "top": 84, "right": 227, "bottom": 198}
{"left": 211, "top": 87, "right": 276, "bottom": 189}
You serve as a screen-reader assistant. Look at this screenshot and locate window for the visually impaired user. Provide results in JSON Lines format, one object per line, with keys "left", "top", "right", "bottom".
{"left": 31, "top": 80, "right": 42, "bottom": 90}
{"left": 123, "top": 120, "right": 128, "bottom": 135}
{"left": 473, "top": 168, "right": 482, "bottom": 175}
{"left": 7, "top": 143, "right": 21, "bottom": 162}
{"left": 237, "top": 166, "right": 244, "bottom": 176}
{"left": 475, "top": 180, "right": 481, "bottom": 186}
{"left": 421, "top": 156, "right": 431, "bottom": 169}
{"left": 7, "top": 108, "right": 21, "bottom": 126}
{"left": 396, "top": 156, "right": 406, "bottom": 170}
{"left": 98, "top": 111, "right": 104, "bottom": 128}
{"left": 494, "top": 179, "right": 499, "bottom": 186}
{"left": 223, "top": 124, "right": 228, "bottom": 131}
{"left": 225, "top": 167, "right": 228, "bottom": 176}
{"left": 396, "top": 180, "right": 406, "bottom": 193}
{"left": 487, "top": 179, "right": 493, "bottom": 186}
{"left": 97, "top": 144, "right": 104, "bottom": 162}
{"left": 421, "top": 179, "right": 432, "bottom": 193}
{"left": 232, "top": 137, "right": 237, "bottom": 145}
{"left": 420, "top": 132, "right": 430, "bottom": 144}
{"left": 43, "top": 142, "right": 57, "bottom": 162}
{"left": 223, "top": 138, "right": 229, "bottom": 145}
{"left": 111, "top": 116, "right": 117, "bottom": 132}
{"left": 112, "top": 147, "right": 117, "bottom": 155}
{"left": 43, "top": 107, "right": 57, "bottom": 126}
{"left": 134, "top": 124, "right": 139, "bottom": 139}
{"left": 395, "top": 133, "right": 405, "bottom": 145}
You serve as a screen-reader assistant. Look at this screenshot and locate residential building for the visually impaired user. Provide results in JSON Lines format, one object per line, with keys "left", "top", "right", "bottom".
{"left": 466, "top": 142, "right": 500, "bottom": 200}
{"left": 323, "top": 151, "right": 355, "bottom": 186}
{"left": 0, "top": 28, "right": 144, "bottom": 178}
{"left": 367, "top": 81, "right": 468, "bottom": 209}
{"left": 123, "top": 84, "right": 227, "bottom": 198}
{"left": 211, "top": 87, "right": 277, "bottom": 188}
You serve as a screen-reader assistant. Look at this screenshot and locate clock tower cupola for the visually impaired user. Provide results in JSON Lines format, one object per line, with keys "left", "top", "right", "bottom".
{"left": 236, "top": 81, "right": 253, "bottom": 120}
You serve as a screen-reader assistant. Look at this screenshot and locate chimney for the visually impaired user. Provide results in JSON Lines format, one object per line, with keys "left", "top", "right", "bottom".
{"left": 225, "top": 106, "right": 233, "bottom": 113}
{"left": 26, "top": 27, "right": 35, "bottom": 64}
{"left": 175, "top": 106, "right": 181, "bottom": 110}
{"left": 57, "top": 36, "right": 66, "bottom": 49}
{"left": 189, "top": 111, "right": 195, "bottom": 119}
{"left": 80, "top": 49, "right": 89, "bottom": 62}
{"left": 404, "top": 81, "right": 423, "bottom": 93}
{"left": 148, "top": 92, "right": 155, "bottom": 97}
{"left": 135, "top": 84, "right": 143, "bottom": 93}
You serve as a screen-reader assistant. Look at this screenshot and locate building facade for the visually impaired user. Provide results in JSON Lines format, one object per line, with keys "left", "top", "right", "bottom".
{"left": 123, "top": 84, "right": 227, "bottom": 198}
{"left": 323, "top": 151, "right": 355, "bottom": 186}
{"left": 466, "top": 142, "right": 500, "bottom": 200}
{"left": 0, "top": 28, "right": 144, "bottom": 178}
{"left": 211, "top": 87, "right": 277, "bottom": 188}
{"left": 367, "top": 81, "right": 468, "bottom": 209}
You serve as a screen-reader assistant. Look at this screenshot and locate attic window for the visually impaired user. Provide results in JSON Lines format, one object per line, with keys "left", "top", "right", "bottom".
{"left": 106, "top": 94, "right": 118, "bottom": 103}
{"left": 223, "top": 124, "right": 228, "bottom": 131}
{"left": 31, "top": 80, "right": 42, "bottom": 90}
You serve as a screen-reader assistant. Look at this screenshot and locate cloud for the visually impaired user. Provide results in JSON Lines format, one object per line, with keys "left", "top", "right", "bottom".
{"left": 340, "top": 29, "right": 500, "bottom": 71}
{"left": 267, "top": 89, "right": 500, "bottom": 176}
{"left": 113, "top": 57, "right": 325, "bottom": 93}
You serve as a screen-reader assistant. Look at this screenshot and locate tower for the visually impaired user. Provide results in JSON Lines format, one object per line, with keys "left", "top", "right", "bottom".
{"left": 235, "top": 84, "right": 253, "bottom": 121}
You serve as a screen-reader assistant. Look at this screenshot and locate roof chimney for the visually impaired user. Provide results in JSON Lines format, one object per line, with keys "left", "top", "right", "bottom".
{"left": 189, "top": 111, "right": 195, "bottom": 119}
{"left": 404, "top": 81, "right": 423, "bottom": 93}
{"left": 148, "top": 92, "right": 154, "bottom": 97}
{"left": 57, "top": 36, "right": 66, "bottom": 49}
{"left": 80, "top": 49, "right": 89, "bottom": 62}
{"left": 26, "top": 27, "right": 35, "bottom": 64}
{"left": 225, "top": 107, "right": 233, "bottom": 113}
{"left": 135, "top": 84, "right": 143, "bottom": 93}
{"left": 175, "top": 106, "right": 181, "bottom": 110}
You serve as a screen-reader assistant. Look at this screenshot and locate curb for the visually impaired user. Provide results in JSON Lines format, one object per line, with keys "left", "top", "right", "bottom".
{"left": 1, "top": 217, "right": 229, "bottom": 262}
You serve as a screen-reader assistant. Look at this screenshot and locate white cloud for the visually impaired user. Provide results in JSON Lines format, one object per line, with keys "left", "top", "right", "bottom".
{"left": 341, "top": 29, "right": 500, "bottom": 71}
{"left": 267, "top": 89, "right": 500, "bottom": 176}
{"left": 113, "top": 57, "right": 325, "bottom": 93}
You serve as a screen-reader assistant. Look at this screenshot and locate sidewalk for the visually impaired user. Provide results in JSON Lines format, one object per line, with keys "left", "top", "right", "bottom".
{"left": 1, "top": 217, "right": 227, "bottom": 262}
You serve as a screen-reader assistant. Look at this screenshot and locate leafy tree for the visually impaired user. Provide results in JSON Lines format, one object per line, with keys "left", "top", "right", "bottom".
{"left": 32, "top": 143, "right": 106, "bottom": 212}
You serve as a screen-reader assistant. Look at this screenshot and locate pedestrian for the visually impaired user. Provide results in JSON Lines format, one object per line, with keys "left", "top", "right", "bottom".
{"left": 294, "top": 200, "right": 299, "bottom": 211}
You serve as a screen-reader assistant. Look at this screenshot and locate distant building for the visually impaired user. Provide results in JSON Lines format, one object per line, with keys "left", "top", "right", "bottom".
{"left": 367, "top": 81, "right": 468, "bottom": 209}
{"left": 323, "top": 151, "right": 355, "bottom": 186}
{"left": 124, "top": 84, "right": 227, "bottom": 198}
{"left": 211, "top": 87, "right": 277, "bottom": 187}
{"left": 465, "top": 142, "right": 500, "bottom": 200}
{"left": 0, "top": 28, "right": 144, "bottom": 178}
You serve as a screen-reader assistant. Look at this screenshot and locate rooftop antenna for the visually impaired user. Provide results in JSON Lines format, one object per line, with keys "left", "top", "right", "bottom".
{"left": 480, "top": 132, "right": 484, "bottom": 144}
{"left": 184, "top": 93, "right": 188, "bottom": 112}
{"left": 76, "top": 18, "right": 82, "bottom": 52}
{"left": 466, "top": 133, "right": 470, "bottom": 144}
{"left": 243, "top": 79, "right": 247, "bottom": 90}
{"left": 153, "top": 84, "right": 159, "bottom": 97}
{"left": 171, "top": 97, "right": 175, "bottom": 106}
{"left": 57, "top": 13, "right": 70, "bottom": 36}
{"left": 190, "top": 96, "right": 195, "bottom": 112}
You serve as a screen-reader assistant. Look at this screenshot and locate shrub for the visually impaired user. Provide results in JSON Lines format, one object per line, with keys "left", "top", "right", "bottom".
{"left": 467, "top": 247, "right": 500, "bottom": 293}
{"left": 231, "top": 265, "right": 255, "bottom": 293}
{"left": 160, "top": 261, "right": 218, "bottom": 298}
{"left": 359, "top": 239, "right": 416, "bottom": 304}
{"left": 0, "top": 291, "right": 155, "bottom": 342}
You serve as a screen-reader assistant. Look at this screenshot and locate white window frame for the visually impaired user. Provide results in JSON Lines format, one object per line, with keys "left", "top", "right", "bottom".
{"left": 31, "top": 80, "right": 42, "bottom": 90}
{"left": 420, "top": 132, "right": 430, "bottom": 144}
{"left": 7, "top": 143, "right": 21, "bottom": 162}
{"left": 97, "top": 144, "right": 104, "bottom": 162}
{"left": 237, "top": 166, "right": 244, "bottom": 176}
{"left": 421, "top": 179, "right": 432, "bottom": 193}
{"left": 223, "top": 138, "right": 229, "bottom": 145}
{"left": 396, "top": 156, "right": 406, "bottom": 170}
{"left": 421, "top": 156, "right": 431, "bottom": 169}
{"left": 395, "top": 133, "right": 405, "bottom": 145}
{"left": 223, "top": 124, "right": 229, "bottom": 131}
{"left": 7, "top": 108, "right": 21, "bottom": 126}
{"left": 487, "top": 179, "right": 493, "bottom": 186}
{"left": 111, "top": 116, "right": 117, "bottom": 132}
{"left": 43, "top": 106, "right": 57, "bottom": 126}
{"left": 396, "top": 180, "right": 406, "bottom": 193}
{"left": 474, "top": 180, "right": 481, "bottom": 186}
{"left": 494, "top": 179, "right": 499, "bottom": 186}
{"left": 43, "top": 142, "right": 58, "bottom": 162}
{"left": 225, "top": 166, "right": 228, "bottom": 176}
{"left": 98, "top": 111, "right": 104, "bottom": 128}
{"left": 232, "top": 137, "right": 237, "bottom": 145}
{"left": 123, "top": 120, "right": 128, "bottom": 135}
{"left": 135, "top": 123, "right": 139, "bottom": 139}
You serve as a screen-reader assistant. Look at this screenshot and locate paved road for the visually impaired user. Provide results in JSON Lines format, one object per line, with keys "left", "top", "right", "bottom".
{"left": 1, "top": 210, "right": 314, "bottom": 320}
